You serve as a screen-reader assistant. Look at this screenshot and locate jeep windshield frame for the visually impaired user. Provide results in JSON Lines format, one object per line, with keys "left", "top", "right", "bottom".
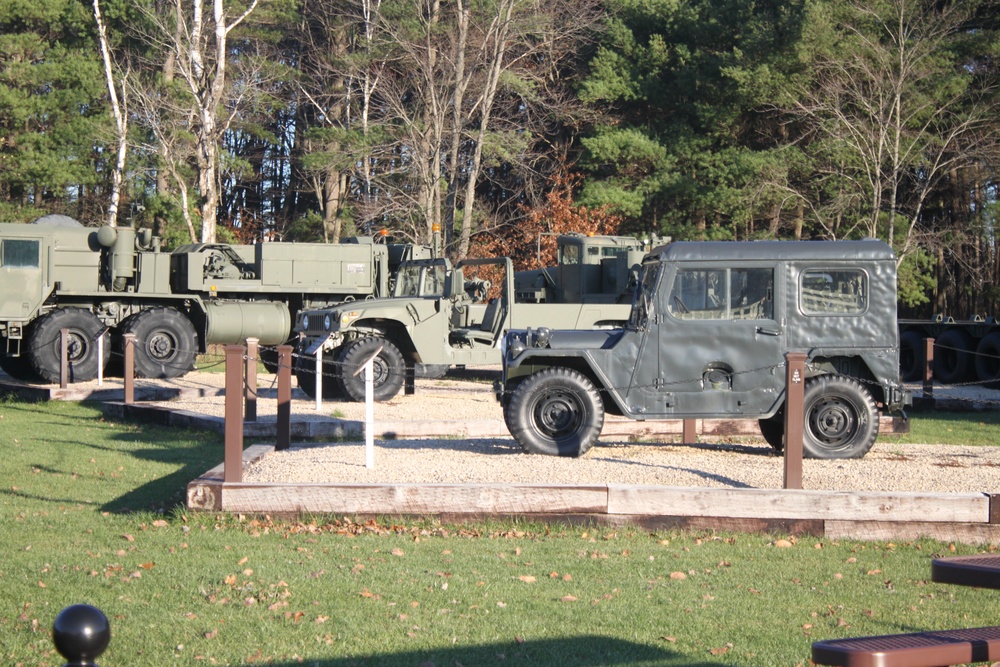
{"left": 628, "top": 258, "right": 661, "bottom": 330}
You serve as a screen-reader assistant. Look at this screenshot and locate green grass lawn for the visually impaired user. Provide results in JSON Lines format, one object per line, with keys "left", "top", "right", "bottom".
{"left": 1, "top": 398, "right": 998, "bottom": 666}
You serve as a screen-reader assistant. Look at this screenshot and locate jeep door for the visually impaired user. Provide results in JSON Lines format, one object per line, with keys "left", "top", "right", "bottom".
{"left": 649, "top": 263, "right": 785, "bottom": 416}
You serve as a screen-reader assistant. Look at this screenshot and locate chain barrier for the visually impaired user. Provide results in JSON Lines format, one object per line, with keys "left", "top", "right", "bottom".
{"left": 82, "top": 333, "right": 1000, "bottom": 410}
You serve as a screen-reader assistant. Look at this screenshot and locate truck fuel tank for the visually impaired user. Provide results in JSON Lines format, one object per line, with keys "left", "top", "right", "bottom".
{"left": 204, "top": 301, "right": 291, "bottom": 346}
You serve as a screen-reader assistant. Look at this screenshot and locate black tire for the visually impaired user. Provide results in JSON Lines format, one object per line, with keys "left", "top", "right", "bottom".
{"left": 0, "top": 354, "right": 41, "bottom": 382}
{"left": 975, "top": 332, "right": 1000, "bottom": 388}
{"left": 898, "top": 330, "right": 924, "bottom": 382}
{"left": 415, "top": 363, "right": 450, "bottom": 379}
{"left": 120, "top": 307, "right": 197, "bottom": 379}
{"left": 337, "top": 336, "right": 406, "bottom": 402}
{"left": 28, "top": 308, "right": 110, "bottom": 383}
{"left": 933, "top": 329, "right": 973, "bottom": 384}
{"left": 507, "top": 367, "right": 604, "bottom": 457}
{"left": 802, "top": 375, "right": 878, "bottom": 459}
{"left": 293, "top": 348, "right": 343, "bottom": 400}
{"left": 758, "top": 414, "right": 784, "bottom": 453}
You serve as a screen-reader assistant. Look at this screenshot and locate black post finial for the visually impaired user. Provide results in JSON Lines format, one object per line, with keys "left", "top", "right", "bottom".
{"left": 52, "top": 604, "right": 110, "bottom": 666}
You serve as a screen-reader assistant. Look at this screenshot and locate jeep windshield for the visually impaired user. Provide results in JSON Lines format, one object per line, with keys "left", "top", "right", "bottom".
{"left": 627, "top": 260, "right": 661, "bottom": 330}
{"left": 393, "top": 260, "right": 448, "bottom": 298}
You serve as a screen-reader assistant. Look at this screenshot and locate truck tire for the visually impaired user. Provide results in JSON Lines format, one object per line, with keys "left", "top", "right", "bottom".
{"left": 975, "top": 331, "right": 1000, "bottom": 388}
{"left": 0, "top": 354, "right": 42, "bottom": 382}
{"left": 898, "top": 330, "right": 924, "bottom": 382}
{"left": 293, "top": 349, "right": 343, "bottom": 400}
{"left": 507, "top": 367, "right": 604, "bottom": 457}
{"left": 337, "top": 336, "right": 405, "bottom": 402}
{"left": 120, "top": 307, "right": 197, "bottom": 379}
{"left": 28, "top": 308, "right": 110, "bottom": 383}
{"left": 933, "top": 329, "right": 973, "bottom": 384}
{"left": 802, "top": 375, "right": 878, "bottom": 459}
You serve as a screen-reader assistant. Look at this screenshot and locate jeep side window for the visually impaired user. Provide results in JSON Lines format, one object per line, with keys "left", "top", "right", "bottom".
{"left": 668, "top": 268, "right": 773, "bottom": 320}
{"left": 800, "top": 269, "right": 866, "bottom": 315}
{"left": 2, "top": 239, "right": 40, "bottom": 268}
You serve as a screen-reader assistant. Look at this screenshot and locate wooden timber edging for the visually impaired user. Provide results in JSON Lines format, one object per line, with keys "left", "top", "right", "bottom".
{"left": 184, "top": 443, "right": 1000, "bottom": 545}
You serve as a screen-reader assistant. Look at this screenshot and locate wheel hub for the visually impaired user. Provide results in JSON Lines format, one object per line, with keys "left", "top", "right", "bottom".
{"left": 147, "top": 333, "right": 175, "bottom": 360}
{"left": 810, "top": 398, "right": 855, "bottom": 444}
{"left": 536, "top": 392, "right": 579, "bottom": 436}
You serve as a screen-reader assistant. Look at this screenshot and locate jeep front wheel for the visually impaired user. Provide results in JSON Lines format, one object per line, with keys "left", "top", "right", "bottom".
{"left": 337, "top": 336, "right": 405, "bottom": 402}
{"left": 802, "top": 375, "right": 878, "bottom": 459}
{"left": 507, "top": 368, "right": 604, "bottom": 457}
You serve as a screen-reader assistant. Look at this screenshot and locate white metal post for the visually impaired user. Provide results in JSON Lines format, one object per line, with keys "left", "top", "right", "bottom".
{"left": 365, "top": 358, "right": 374, "bottom": 469}
{"left": 314, "top": 346, "right": 323, "bottom": 411}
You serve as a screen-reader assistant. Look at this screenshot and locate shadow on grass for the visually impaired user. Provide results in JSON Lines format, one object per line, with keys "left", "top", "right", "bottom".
{"left": 180, "top": 636, "right": 730, "bottom": 667}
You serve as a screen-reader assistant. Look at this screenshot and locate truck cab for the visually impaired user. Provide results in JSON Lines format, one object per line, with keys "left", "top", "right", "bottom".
{"left": 498, "top": 239, "right": 909, "bottom": 459}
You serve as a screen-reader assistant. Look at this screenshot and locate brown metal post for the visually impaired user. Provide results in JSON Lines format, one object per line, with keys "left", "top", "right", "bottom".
{"left": 276, "top": 345, "right": 292, "bottom": 451}
{"left": 224, "top": 345, "right": 245, "bottom": 483}
{"left": 244, "top": 338, "right": 258, "bottom": 423}
{"left": 783, "top": 352, "right": 807, "bottom": 490}
{"left": 922, "top": 337, "right": 935, "bottom": 408}
{"left": 59, "top": 328, "right": 69, "bottom": 388}
{"left": 123, "top": 333, "right": 135, "bottom": 404}
{"left": 682, "top": 419, "right": 696, "bottom": 444}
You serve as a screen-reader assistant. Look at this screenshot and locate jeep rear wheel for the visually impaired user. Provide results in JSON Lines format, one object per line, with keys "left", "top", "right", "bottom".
{"left": 758, "top": 414, "right": 784, "bottom": 453}
{"left": 507, "top": 368, "right": 604, "bottom": 457}
{"left": 803, "top": 375, "right": 878, "bottom": 459}
{"left": 28, "top": 307, "right": 110, "bottom": 383}
{"left": 337, "top": 336, "right": 405, "bottom": 402}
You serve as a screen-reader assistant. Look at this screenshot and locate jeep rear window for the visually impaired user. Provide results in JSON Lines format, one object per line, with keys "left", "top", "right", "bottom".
{"left": 800, "top": 269, "right": 867, "bottom": 315}
{"left": 2, "top": 239, "right": 40, "bottom": 268}
{"left": 668, "top": 268, "right": 774, "bottom": 320}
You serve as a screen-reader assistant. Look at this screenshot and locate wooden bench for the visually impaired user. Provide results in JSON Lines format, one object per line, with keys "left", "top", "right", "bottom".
{"left": 812, "top": 626, "right": 1000, "bottom": 667}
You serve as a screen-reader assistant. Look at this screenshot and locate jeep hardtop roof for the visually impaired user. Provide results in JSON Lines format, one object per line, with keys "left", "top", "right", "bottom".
{"left": 650, "top": 239, "right": 895, "bottom": 263}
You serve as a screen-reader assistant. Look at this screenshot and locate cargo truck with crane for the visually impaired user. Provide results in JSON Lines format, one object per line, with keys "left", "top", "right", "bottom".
{"left": 0, "top": 216, "right": 429, "bottom": 383}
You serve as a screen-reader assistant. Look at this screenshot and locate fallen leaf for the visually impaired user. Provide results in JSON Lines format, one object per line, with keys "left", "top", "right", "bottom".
{"left": 709, "top": 643, "right": 732, "bottom": 656}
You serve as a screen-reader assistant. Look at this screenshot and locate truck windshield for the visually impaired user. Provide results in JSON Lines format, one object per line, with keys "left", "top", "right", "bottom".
{"left": 627, "top": 262, "right": 660, "bottom": 329}
{"left": 394, "top": 263, "right": 447, "bottom": 298}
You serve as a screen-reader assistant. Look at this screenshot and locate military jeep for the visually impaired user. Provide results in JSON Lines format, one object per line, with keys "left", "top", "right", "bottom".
{"left": 496, "top": 239, "right": 909, "bottom": 459}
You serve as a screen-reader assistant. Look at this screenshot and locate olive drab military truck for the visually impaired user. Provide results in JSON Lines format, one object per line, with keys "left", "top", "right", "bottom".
{"left": 496, "top": 239, "right": 910, "bottom": 459}
{"left": 293, "top": 233, "right": 652, "bottom": 402}
{"left": 0, "top": 216, "right": 429, "bottom": 383}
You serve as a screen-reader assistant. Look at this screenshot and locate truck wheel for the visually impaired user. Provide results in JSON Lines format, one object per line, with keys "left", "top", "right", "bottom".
{"left": 293, "top": 349, "right": 343, "bottom": 400}
{"left": 28, "top": 308, "right": 110, "bottom": 383}
{"left": 933, "top": 329, "right": 973, "bottom": 384}
{"left": 758, "top": 414, "right": 784, "bottom": 453}
{"left": 507, "top": 368, "right": 604, "bottom": 457}
{"left": 121, "top": 308, "right": 197, "bottom": 378}
{"left": 337, "top": 336, "right": 405, "bottom": 402}
{"left": 802, "top": 375, "right": 878, "bottom": 459}
{"left": 898, "top": 330, "right": 923, "bottom": 382}
{"left": 0, "top": 354, "right": 42, "bottom": 382}
{"left": 974, "top": 332, "right": 1000, "bottom": 388}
